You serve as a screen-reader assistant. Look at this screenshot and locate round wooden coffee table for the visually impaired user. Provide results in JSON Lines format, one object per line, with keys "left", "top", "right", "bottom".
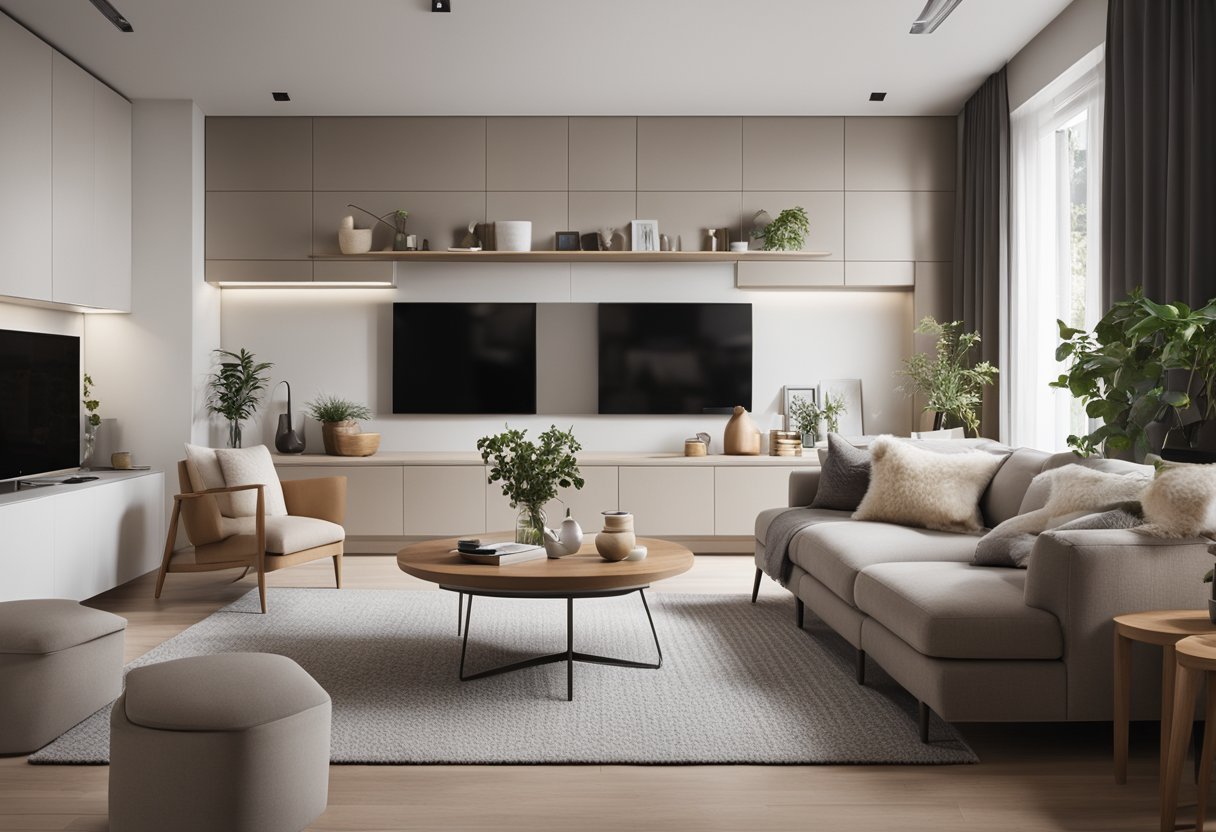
{"left": 397, "top": 536, "right": 694, "bottom": 700}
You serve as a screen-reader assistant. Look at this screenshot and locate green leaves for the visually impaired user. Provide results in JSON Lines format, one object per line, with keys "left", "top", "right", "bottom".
{"left": 82, "top": 372, "right": 101, "bottom": 425}
{"left": 476, "top": 425, "right": 585, "bottom": 511}
{"left": 899, "top": 317, "right": 997, "bottom": 437}
{"left": 305, "top": 394, "right": 373, "bottom": 423}
{"left": 754, "top": 206, "right": 810, "bottom": 252}
{"left": 206, "top": 348, "right": 273, "bottom": 425}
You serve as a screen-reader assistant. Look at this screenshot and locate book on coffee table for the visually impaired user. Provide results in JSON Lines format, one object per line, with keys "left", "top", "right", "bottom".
{"left": 456, "top": 542, "right": 545, "bottom": 565}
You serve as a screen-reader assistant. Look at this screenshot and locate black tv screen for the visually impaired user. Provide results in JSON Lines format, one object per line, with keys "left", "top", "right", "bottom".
{"left": 393, "top": 303, "right": 537, "bottom": 414}
{"left": 598, "top": 303, "right": 752, "bottom": 414}
{"left": 0, "top": 329, "right": 80, "bottom": 480}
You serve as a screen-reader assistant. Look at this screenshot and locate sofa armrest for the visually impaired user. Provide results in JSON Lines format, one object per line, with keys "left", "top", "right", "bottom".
{"left": 1025, "top": 529, "right": 1211, "bottom": 719}
{"left": 282, "top": 476, "right": 347, "bottom": 525}
{"left": 788, "top": 469, "right": 822, "bottom": 507}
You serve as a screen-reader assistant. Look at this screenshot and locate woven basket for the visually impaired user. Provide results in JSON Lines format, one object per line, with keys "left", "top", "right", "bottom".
{"left": 321, "top": 421, "right": 380, "bottom": 457}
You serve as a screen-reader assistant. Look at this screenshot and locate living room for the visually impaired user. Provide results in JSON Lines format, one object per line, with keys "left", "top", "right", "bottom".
{"left": 1, "top": 0, "right": 1214, "bottom": 830}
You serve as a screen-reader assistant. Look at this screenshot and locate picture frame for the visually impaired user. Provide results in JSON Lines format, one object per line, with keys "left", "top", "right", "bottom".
{"left": 631, "top": 219, "right": 660, "bottom": 252}
{"left": 818, "top": 378, "right": 864, "bottom": 435}
{"left": 782, "top": 385, "right": 817, "bottom": 434}
{"left": 555, "top": 231, "right": 581, "bottom": 252}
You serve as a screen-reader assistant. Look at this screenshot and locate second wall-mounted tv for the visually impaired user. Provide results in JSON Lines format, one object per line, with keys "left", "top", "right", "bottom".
{"left": 393, "top": 303, "right": 537, "bottom": 414}
{"left": 0, "top": 328, "right": 81, "bottom": 481}
{"left": 598, "top": 303, "right": 752, "bottom": 415}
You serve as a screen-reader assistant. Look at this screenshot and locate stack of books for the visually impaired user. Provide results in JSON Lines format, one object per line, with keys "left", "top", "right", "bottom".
{"left": 769, "top": 430, "right": 804, "bottom": 457}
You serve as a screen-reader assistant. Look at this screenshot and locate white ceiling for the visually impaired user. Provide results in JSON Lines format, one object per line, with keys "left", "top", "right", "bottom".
{"left": 0, "top": 0, "right": 1071, "bottom": 116}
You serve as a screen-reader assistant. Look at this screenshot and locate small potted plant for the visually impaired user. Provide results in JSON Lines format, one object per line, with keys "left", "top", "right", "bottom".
{"left": 750, "top": 206, "right": 810, "bottom": 251}
{"left": 81, "top": 373, "right": 102, "bottom": 468}
{"left": 477, "top": 425, "right": 585, "bottom": 545}
{"left": 789, "top": 393, "right": 847, "bottom": 445}
{"left": 306, "top": 394, "right": 377, "bottom": 456}
{"left": 206, "top": 348, "right": 273, "bottom": 448}
{"left": 899, "top": 317, "right": 998, "bottom": 438}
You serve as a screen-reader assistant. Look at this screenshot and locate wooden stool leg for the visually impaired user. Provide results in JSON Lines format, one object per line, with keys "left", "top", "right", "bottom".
{"left": 1163, "top": 662, "right": 1203, "bottom": 832}
{"left": 1164, "top": 644, "right": 1179, "bottom": 777}
{"left": 1198, "top": 677, "right": 1216, "bottom": 832}
{"left": 1115, "top": 630, "right": 1132, "bottom": 784}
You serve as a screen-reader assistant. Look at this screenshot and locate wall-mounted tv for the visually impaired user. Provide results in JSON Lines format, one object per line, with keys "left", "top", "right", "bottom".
{"left": 393, "top": 303, "right": 537, "bottom": 414}
{"left": 598, "top": 303, "right": 752, "bottom": 415}
{"left": 0, "top": 329, "right": 80, "bottom": 481}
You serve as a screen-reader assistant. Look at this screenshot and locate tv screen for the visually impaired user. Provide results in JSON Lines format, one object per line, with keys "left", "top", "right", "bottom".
{"left": 0, "top": 329, "right": 80, "bottom": 480}
{"left": 598, "top": 303, "right": 752, "bottom": 414}
{"left": 393, "top": 303, "right": 537, "bottom": 414}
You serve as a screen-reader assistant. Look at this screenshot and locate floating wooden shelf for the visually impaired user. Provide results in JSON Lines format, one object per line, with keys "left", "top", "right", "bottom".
{"left": 309, "top": 250, "right": 832, "bottom": 264}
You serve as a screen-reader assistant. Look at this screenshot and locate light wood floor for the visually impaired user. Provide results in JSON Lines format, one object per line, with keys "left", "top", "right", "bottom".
{"left": 0, "top": 554, "right": 1201, "bottom": 831}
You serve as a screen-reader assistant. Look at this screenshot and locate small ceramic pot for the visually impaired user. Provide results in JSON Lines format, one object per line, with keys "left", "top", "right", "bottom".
{"left": 559, "top": 509, "right": 583, "bottom": 552}
{"left": 338, "top": 228, "right": 373, "bottom": 255}
{"left": 596, "top": 511, "right": 636, "bottom": 561}
{"left": 625, "top": 545, "right": 648, "bottom": 561}
{"left": 495, "top": 220, "right": 532, "bottom": 252}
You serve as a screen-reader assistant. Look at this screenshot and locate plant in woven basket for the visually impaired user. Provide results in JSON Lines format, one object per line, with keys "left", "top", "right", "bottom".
{"left": 477, "top": 425, "right": 585, "bottom": 545}
{"left": 206, "top": 349, "right": 273, "bottom": 448}
{"left": 306, "top": 394, "right": 375, "bottom": 455}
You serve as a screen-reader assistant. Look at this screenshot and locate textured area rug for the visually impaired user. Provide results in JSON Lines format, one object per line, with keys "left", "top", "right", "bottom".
{"left": 32, "top": 588, "right": 975, "bottom": 765}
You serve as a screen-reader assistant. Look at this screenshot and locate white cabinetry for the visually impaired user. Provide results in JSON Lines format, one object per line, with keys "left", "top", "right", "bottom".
{"left": 618, "top": 467, "right": 716, "bottom": 536}
{"left": 714, "top": 467, "right": 799, "bottom": 535}
{"left": 51, "top": 53, "right": 95, "bottom": 306}
{"left": 276, "top": 465, "right": 406, "bottom": 537}
{"left": 91, "top": 82, "right": 132, "bottom": 311}
{"left": 402, "top": 466, "right": 486, "bottom": 536}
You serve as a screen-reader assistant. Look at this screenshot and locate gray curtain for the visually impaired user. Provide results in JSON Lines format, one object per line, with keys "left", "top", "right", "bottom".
{"left": 953, "top": 67, "right": 1009, "bottom": 440}
{"left": 1103, "top": 0, "right": 1216, "bottom": 308}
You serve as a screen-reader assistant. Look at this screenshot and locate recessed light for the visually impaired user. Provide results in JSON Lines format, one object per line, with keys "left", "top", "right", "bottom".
{"left": 869, "top": 92, "right": 887, "bottom": 102}
{"left": 89, "top": 0, "right": 133, "bottom": 32}
{"left": 432, "top": 0, "right": 450, "bottom": 11}
{"left": 272, "top": 92, "right": 291, "bottom": 102}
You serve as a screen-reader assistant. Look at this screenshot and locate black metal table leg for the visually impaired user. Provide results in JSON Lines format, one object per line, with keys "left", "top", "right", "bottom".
{"left": 567, "top": 597, "right": 574, "bottom": 701}
{"left": 457, "top": 591, "right": 464, "bottom": 635}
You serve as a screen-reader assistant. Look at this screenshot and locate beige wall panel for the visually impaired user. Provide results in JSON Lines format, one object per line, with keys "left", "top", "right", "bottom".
{"left": 313, "top": 117, "right": 486, "bottom": 191}
{"left": 402, "top": 466, "right": 487, "bottom": 536}
{"left": 637, "top": 117, "right": 742, "bottom": 191}
{"left": 844, "top": 191, "right": 953, "bottom": 262}
{"left": 619, "top": 467, "right": 715, "bottom": 536}
{"left": 569, "top": 117, "right": 636, "bottom": 191}
{"left": 92, "top": 82, "right": 132, "bottom": 312}
{"left": 51, "top": 53, "right": 94, "bottom": 307}
{"left": 485, "top": 466, "right": 618, "bottom": 534}
{"left": 741, "top": 191, "right": 842, "bottom": 258}
{"left": 568, "top": 192, "right": 636, "bottom": 244}
{"left": 205, "top": 260, "right": 313, "bottom": 283}
{"left": 736, "top": 260, "right": 844, "bottom": 288}
{"left": 313, "top": 261, "right": 395, "bottom": 283}
{"left": 206, "top": 117, "right": 312, "bottom": 191}
{"left": 845, "top": 262, "right": 915, "bottom": 287}
{"left": 742, "top": 117, "right": 844, "bottom": 191}
{"left": 313, "top": 191, "right": 486, "bottom": 254}
{"left": 714, "top": 467, "right": 799, "bottom": 535}
{"left": 844, "top": 117, "right": 956, "bottom": 191}
{"left": 487, "top": 117, "right": 568, "bottom": 191}
{"left": 276, "top": 465, "right": 405, "bottom": 536}
{"left": 486, "top": 192, "right": 569, "bottom": 250}
{"left": 206, "top": 191, "right": 312, "bottom": 259}
{"left": 635, "top": 191, "right": 741, "bottom": 252}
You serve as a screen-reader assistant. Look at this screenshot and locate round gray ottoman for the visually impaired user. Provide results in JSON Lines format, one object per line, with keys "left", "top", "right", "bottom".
{"left": 109, "top": 652, "right": 331, "bottom": 832}
{"left": 0, "top": 599, "right": 126, "bottom": 754}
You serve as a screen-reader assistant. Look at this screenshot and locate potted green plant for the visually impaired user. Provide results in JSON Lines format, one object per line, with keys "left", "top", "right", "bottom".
{"left": 477, "top": 426, "right": 585, "bottom": 545}
{"left": 788, "top": 393, "right": 847, "bottom": 445}
{"left": 81, "top": 373, "right": 102, "bottom": 468}
{"left": 899, "top": 317, "right": 998, "bottom": 438}
{"left": 206, "top": 349, "right": 273, "bottom": 448}
{"left": 750, "top": 206, "right": 810, "bottom": 251}
{"left": 305, "top": 394, "right": 375, "bottom": 456}
{"left": 1052, "top": 289, "right": 1216, "bottom": 462}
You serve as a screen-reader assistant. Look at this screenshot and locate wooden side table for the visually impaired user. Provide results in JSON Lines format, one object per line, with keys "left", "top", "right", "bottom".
{"left": 1161, "top": 634, "right": 1216, "bottom": 832}
{"left": 1113, "top": 610, "right": 1214, "bottom": 786}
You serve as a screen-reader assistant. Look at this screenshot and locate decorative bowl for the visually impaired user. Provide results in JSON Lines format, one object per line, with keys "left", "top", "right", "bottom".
{"left": 338, "top": 228, "right": 373, "bottom": 255}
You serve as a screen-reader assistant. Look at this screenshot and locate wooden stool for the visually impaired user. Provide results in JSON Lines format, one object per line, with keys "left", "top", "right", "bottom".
{"left": 1114, "top": 611, "right": 1214, "bottom": 786}
{"left": 1162, "top": 634, "right": 1216, "bottom": 832}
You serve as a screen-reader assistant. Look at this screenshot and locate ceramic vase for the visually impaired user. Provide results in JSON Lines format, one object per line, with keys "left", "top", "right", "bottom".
{"left": 559, "top": 508, "right": 583, "bottom": 552}
{"left": 595, "top": 511, "right": 636, "bottom": 562}
{"left": 495, "top": 221, "right": 532, "bottom": 252}
{"left": 723, "top": 406, "right": 761, "bottom": 455}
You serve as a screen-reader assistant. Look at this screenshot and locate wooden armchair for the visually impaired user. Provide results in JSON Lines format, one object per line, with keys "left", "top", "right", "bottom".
{"left": 154, "top": 460, "right": 347, "bottom": 613}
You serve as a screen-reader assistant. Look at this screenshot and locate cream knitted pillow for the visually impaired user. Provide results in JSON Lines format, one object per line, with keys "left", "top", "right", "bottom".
{"left": 853, "top": 436, "right": 1005, "bottom": 533}
{"left": 214, "top": 445, "right": 288, "bottom": 518}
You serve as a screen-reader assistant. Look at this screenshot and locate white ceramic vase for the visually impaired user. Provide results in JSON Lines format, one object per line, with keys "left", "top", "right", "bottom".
{"left": 495, "top": 221, "right": 532, "bottom": 252}
{"left": 338, "top": 228, "right": 373, "bottom": 254}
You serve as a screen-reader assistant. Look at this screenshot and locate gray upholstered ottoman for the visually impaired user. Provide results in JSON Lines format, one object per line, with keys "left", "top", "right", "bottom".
{"left": 0, "top": 599, "right": 126, "bottom": 754}
{"left": 109, "top": 652, "right": 331, "bottom": 832}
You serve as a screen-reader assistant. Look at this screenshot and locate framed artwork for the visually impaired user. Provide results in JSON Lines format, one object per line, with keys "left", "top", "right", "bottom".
{"left": 782, "top": 385, "right": 817, "bottom": 433}
{"left": 818, "top": 378, "right": 864, "bottom": 435}
{"left": 555, "top": 231, "right": 581, "bottom": 251}
{"left": 631, "top": 219, "right": 659, "bottom": 252}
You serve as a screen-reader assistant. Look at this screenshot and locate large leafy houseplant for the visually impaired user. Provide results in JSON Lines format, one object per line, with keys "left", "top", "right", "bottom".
{"left": 751, "top": 206, "right": 810, "bottom": 251}
{"left": 1052, "top": 290, "right": 1216, "bottom": 462}
{"left": 899, "top": 318, "right": 998, "bottom": 437}
{"left": 206, "top": 348, "right": 273, "bottom": 448}
{"left": 477, "top": 426, "right": 585, "bottom": 545}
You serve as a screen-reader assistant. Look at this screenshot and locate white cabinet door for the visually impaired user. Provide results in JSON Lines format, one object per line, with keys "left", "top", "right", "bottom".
{"left": 402, "top": 466, "right": 485, "bottom": 536}
{"left": 485, "top": 466, "right": 618, "bottom": 534}
{"left": 51, "top": 53, "right": 95, "bottom": 307}
{"left": 276, "top": 465, "right": 405, "bottom": 537}
{"left": 0, "top": 500, "right": 56, "bottom": 600}
{"left": 0, "top": 13, "right": 52, "bottom": 301}
{"left": 92, "top": 80, "right": 131, "bottom": 312}
{"left": 618, "top": 467, "right": 715, "bottom": 536}
{"left": 714, "top": 466, "right": 799, "bottom": 535}
{"left": 52, "top": 490, "right": 100, "bottom": 600}
{"left": 101, "top": 473, "right": 164, "bottom": 587}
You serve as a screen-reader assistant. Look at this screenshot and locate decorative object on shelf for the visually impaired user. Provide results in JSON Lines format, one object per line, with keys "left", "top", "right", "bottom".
{"left": 751, "top": 205, "right": 809, "bottom": 251}
{"left": 273, "top": 380, "right": 306, "bottom": 454}
{"left": 782, "top": 385, "right": 816, "bottom": 434}
{"left": 337, "top": 215, "right": 373, "bottom": 255}
{"left": 305, "top": 394, "right": 376, "bottom": 456}
{"left": 580, "top": 232, "right": 601, "bottom": 252}
{"left": 495, "top": 220, "right": 532, "bottom": 252}
{"left": 730, "top": 241, "right": 749, "bottom": 253}
{"left": 724, "top": 406, "right": 761, "bottom": 455}
{"left": 899, "top": 318, "right": 997, "bottom": 439}
{"left": 769, "top": 429, "right": 803, "bottom": 457}
{"left": 595, "top": 511, "right": 636, "bottom": 561}
{"left": 81, "top": 373, "right": 102, "bottom": 469}
{"left": 1053, "top": 289, "right": 1216, "bottom": 462}
{"left": 791, "top": 390, "right": 849, "bottom": 445}
{"left": 555, "top": 231, "right": 580, "bottom": 251}
{"left": 601, "top": 227, "right": 617, "bottom": 252}
{"left": 421, "top": 239, "right": 430, "bottom": 251}
{"left": 405, "top": 234, "right": 417, "bottom": 251}
{"left": 477, "top": 425, "right": 585, "bottom": 545}
{"left": 818, "top": 380, "right": 863, "bottom": 435}
{"left": 542, "top": 529, "right": 571, "bottom": 559}
{"left": 345, "top": 204, "right": 410, "bottom": 251}
{"left": 476, "top": 222, "right": 496, "bottom": 251}
{"left": 111, "top": 451, "right": 133, "bottom": 469}
{"left": 684, "top": 437, "right": 708, "bottom": 456}
{"left": 559, "top": 508, "right": 584, "bottom": 552}
{"left": 631, "top": 219, "right": 659, "bottom": 252}
{"left": 206, "top": 349, "right": 273, "bottom": 449}
{"left": 458, "top": 222, "right": 481, "bottom": 250}
{"left": 626, "top": 544, "right": 648, "bottom": 561}
{"left": 706, "top": 228, "right": 719, "bottom": 252}
{"left": 660, "top": 233, "right": 671, "bottom": 252}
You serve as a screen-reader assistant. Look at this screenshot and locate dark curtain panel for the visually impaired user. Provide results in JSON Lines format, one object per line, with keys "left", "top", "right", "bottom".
{"left": 1103, "top": 0, "right": 1216, "bottom": 307}
{"left": 953, "top": 67, "right": 1009, "bottom": 440}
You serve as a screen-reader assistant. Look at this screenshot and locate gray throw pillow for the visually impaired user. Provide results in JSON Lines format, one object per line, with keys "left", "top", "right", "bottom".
{"left": 974, "top": 503, "right": 1144, "bottom": 568}
{"left": 811, "top": 433, "right": 871, "bottom": 511}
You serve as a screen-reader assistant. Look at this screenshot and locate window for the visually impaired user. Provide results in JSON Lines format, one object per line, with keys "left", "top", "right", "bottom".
{"left": 1007, "top": 48, "right": 1104, "bottom": 450}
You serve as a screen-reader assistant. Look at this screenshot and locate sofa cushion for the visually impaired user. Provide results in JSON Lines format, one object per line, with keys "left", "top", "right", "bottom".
{"left": 220, "top": 515, "right": 345, "bottom": 554}
{"left": 979, "top": 447, "right": 1050, "bottom": 528}
{"left": 790, "top": 521, "right": 980, "bottom": 605}
{"left": 854, "top": 561, "right": 1063, "bottom": 660}
{"left": 811, "top": 433, "right": 872, "bottom": 511}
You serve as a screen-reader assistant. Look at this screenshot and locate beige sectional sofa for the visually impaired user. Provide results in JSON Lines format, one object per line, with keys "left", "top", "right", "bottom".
{"left": 754, "top": 445, "right": 1212, "bottom": 733}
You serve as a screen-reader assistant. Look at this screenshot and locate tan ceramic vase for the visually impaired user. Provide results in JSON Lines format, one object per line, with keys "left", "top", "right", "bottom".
{"left": 723, "top": 406, "right": 761, "bottom": 455}
{"left": 595, "top": 511, "right": 636, "bottom": 562}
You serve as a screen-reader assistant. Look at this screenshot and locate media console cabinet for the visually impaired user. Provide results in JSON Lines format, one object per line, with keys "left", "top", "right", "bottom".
{"left": 274, "top": 452, "right": 819, "bottom": 554}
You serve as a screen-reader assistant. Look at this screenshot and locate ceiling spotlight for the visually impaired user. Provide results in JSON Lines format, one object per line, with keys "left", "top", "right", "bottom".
{"left": 432, "top": 0, "right": 450, "bottom": 11}
{"left": 869, "top": 92, "right": 887, "bottom": 102}
{"left": 909, "top": 0, "right": 963, "bottom": 34}
{"left": 272, "top": 92, "right": 291, "bottom": 102}
{"left": 89, "top": 0, "right": 133, "bottom": 32}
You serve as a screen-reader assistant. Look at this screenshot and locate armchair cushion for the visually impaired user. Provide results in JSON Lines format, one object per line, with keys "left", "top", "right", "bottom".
{"left": 215, "top": 445, "right": 288, "bottom": 517}
{"left": 220, "top": 515, "right": 344, "bottom": 555}
{"left": 184, "top": 443, "right": 235, "bottom": 516}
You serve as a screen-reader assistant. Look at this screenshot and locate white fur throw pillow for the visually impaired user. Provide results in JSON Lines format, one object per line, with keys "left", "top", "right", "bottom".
{"left": 214, "top": 445, "right": 288, "bottom": 518}
{"left": 852, "top": 437, "right": 1005, "bottom": 533}
{"left": 1141, "top": 463, "right": 1216, "bottom": 538}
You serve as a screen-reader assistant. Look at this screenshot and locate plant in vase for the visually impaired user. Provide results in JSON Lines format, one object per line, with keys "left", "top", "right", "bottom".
{"left": 788, "top": 393, "right": 846, "bottom": 445}
{"left": 346, "top": 203, "right": 410, "bottom": 251}
{"left": 899, "top": 317, "right": 998, "bottom": 438}
{"left": 477, "top": 426, "right": 585, "bottom": 546}
{"left": 750, "top": 206, "right": 809, "bottom": 251}
{"left": 206, "top": 348, "right": 273, "bottom": 448}
{"left": 305, "top": 395, "right": 374, "bottom": 455}
{"left": 81, "top": 373, "right": 101, "bottom": 468}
